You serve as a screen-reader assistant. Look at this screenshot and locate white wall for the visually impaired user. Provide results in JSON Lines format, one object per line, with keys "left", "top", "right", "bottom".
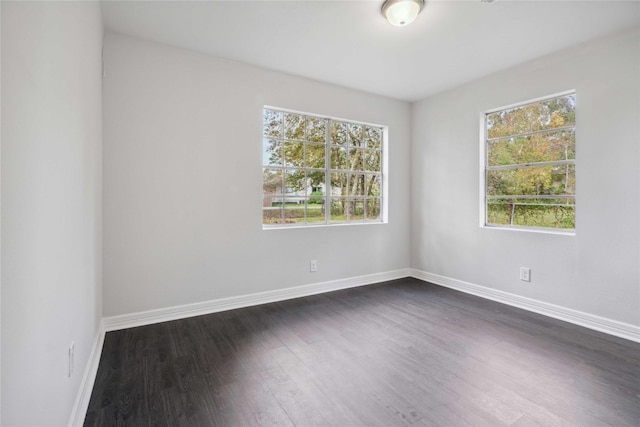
{"left": 102, "top": 33, "right": 411, "bottom": 317}
{"left": 1, "top": 2, "right": 103, "bottom": 425}
{"left": 411, "top": 27, "right": 640, "bottom": 327}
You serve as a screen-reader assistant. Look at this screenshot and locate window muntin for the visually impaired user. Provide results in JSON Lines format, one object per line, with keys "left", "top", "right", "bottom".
{"left": 483, "top": 92, "right": 576, "bottom": 231}
{"left": 263, "top": 108, "right": 384, "bottom": 227}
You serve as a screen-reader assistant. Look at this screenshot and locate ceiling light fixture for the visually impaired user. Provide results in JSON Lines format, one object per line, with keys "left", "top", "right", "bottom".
{"left": 382, "top": 0, "right": 425, "bottom": 27}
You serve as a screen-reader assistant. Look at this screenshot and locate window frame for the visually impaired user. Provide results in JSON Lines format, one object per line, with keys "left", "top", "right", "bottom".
{"left": 479, "top": 90, "right": 576, "bottom": 235}
{"left": 262, "top": 106, "right": 388, "bottom": 229}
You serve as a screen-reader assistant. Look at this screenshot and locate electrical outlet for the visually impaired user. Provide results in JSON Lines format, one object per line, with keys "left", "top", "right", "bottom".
{"left": 310, "top": 259, "right": 318, "bottom": 272}
{"left": 520, "top": 267, "right": 531, "bottom": 282}
{"left": 69, "top": 342, "right": 75, "bottom": 377}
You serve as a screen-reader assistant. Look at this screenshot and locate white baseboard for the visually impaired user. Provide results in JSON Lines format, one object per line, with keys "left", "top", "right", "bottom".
{"left": 67, "top": 322, "right": 106, "bottom": 427}
{"left": 103, "top": 268, "right": 412, "bottom": 332}
{"left": 410, "top": 269, "right": 640, "bottom": 344}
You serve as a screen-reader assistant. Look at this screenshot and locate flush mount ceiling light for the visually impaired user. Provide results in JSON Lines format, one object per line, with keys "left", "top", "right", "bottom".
{"left": 382, "top": 0, "right": 425, "bottom": 27}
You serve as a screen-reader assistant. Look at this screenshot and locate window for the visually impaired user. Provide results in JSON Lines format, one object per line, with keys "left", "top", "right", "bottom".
{"left": 262, "top": 107, "right": 385, "bottom": 227}
{"left": 482, "top": 92, "right": 576, "bottom": 232}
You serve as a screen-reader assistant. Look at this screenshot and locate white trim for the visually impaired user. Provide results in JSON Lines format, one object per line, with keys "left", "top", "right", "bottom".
{"left": 486, "top": 159, "right": 575, "bottom": 171}
{"left": 103, "top": 269, "right": 411, "bottom": 332}
{"left": 67, "top": 323, "right": 106, "bottom": 427}
{"left": 479, "top": 111, "right": 486, "bottom": 228}
{"left": 263, "top": 220, "right": 388, "bottom": 231}
{"left": 481, "top": 223, "right": 575, "bottom": 236}
{"left": 484, "top": 89, "right": 576, "bottom": 115}
{"left": 480, "top": 90, "right": 577, "bottom": 233}
{"left": 262, "top": 106, "right": 387, "bottom": 229}
{"left": 264, "top": 105, "right": 384, "bottom": 129}
{"left": 486, "top": 125, "right": 575, "bottom": 143}
{"left": 410, "top": 269, "right": 640, "bottom": 344}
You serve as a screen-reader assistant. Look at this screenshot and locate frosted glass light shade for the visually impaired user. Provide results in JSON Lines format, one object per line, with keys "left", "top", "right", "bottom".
{"left": 382, "top": 0, "right": 424, "bottom": 27}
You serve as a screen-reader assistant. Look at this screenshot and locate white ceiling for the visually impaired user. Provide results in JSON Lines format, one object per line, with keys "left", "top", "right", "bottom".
{"left": 101, "top": 0, "right": 640, "bottom": 102}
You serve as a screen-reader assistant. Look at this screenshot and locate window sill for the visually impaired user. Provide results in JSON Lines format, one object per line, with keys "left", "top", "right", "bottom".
{"left": 263, "top": 221, "right": 387, "bottom": 231}
{"left": 481, "top": 224, "right": 575, "bottom": 236}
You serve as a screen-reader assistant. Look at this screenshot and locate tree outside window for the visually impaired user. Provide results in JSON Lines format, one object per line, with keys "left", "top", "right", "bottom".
{"left": 263, "top": 108, "right": 384, "bottom": 226}
{"left": 484, "top": 92, "right": 576, "bottom": 231}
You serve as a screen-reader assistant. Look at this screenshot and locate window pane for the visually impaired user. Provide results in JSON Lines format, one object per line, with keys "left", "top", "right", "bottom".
{"left": 283, "top": 199, "right": 305, "bottom": 224}
{"left": 263, "top": 198, "right": 284, "bottom": 224}
{"left": 366, "top": 198, "right": 381, "bottom": 220}
{"left": 349, "top": 124, "right": 364, "bottom": 147}
{"left": 263, "top": 168, "right": 283, "bottom": 194}
{"left": 306, "top": 198, "right": 325, "bottom": 223}
{"left": 284, "top": 141, "right": 304, "bottom": 167}
{"left": 367, "top": 174, "right": 382, "bottom": 197}
{"left": 364, "top": 127, "right": 382, "bottom": 149}
{"left": 263, "top": 139, "right": 282, "bottom": 166}
{"left": 350, "top": 199, "right": 365, "bottom": 221}
{"left": 330, "top": 172, "right": 348, "bottom": 197}
{"left": 487, "top": 198, "right": 575, "bottom": 229}
{"left": 487, "top": 165, "right": 575, "bottom": 197}
{"left": 349, "top": 148, "right": 365, "bottom": 172}
{"left": 284, "top": 169, "right": 309, "bottom": 196}
{"left": 310, "top": 183, "right": 325, "bottom": 196}
{"left": 331, "top": 147, "right": 347, "bottom": 170}
{"left": 348, "top": 174, "right": 366, "bottom": 197}
{"left": 330, "top": 198, "right": 348, "bottom": 223}
{"left": 488, "top": 130, "right": 575, "bottom": 166}
{"left": 306, "top": 143, "right": 325, "bottom": 169}
{"left": 263, "top": 110, "right": 283, "bottom": 138}
{"left": 487, "top": 94, "right": 575, "bottom": 139}
{"left": 306, "top": 117, "right": 326, "bottom": 143}
{"left": 331, "top": 121, "right": 348, "bottom": 146}
{"left": 263, "top": 108, "right": 385, "bottom": 227}
{"left": 284, "top": 113, "right": 305, "bottom": 140}
{"left": 307, "top": 171, "right": 325, "bottom": 194}
{"left": 263, "top": 190, "right": 284, "bottom": 224}
{"left": 365, "top": 150, "right": 381, "bottom": 172}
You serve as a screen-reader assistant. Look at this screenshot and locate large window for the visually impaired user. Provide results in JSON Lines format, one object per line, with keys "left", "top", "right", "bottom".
{"left": 262, "top": 107, "right": 385, "bottom": 227}
{"left": 482, "top": 92, "right": 576, "bottom": 232}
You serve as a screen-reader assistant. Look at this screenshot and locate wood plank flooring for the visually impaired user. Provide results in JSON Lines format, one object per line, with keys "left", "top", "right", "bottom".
{"left": 84, "top": 278, "right": 640, "bottom": 426}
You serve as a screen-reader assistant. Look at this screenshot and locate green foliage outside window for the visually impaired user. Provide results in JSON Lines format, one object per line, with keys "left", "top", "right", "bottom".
{"left": 485, "top": 93, "right": 576, "bottom": 230}
{"left": 263, "top": 109, "right": 383, "bottom": 225}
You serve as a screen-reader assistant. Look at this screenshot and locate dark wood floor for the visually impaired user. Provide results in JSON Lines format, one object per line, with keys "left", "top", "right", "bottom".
{"left": 84, "top": 278, "right": 640, "bottom": 426}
